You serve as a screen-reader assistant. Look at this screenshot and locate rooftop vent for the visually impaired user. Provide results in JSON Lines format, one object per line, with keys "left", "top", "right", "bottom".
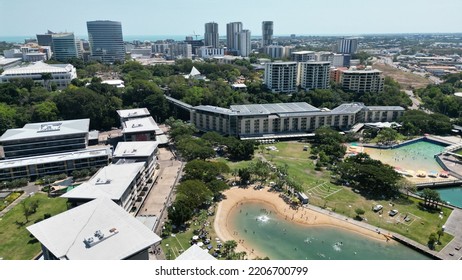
{"left": 95, "top": 178, "right": 112, "bottom": 185}
{"left": 37, "top": 123, "right": 62, "bottom": 133}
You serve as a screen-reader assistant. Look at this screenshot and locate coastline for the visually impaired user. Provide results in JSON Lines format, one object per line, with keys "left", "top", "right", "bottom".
{"left": 214, "top": 187, "right": 390, "bottom": 259}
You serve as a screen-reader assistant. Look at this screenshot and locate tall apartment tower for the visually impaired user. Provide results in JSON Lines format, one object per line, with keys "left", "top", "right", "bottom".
{"left": 299, "top": 61, "right": 331, "bottom": 91}
{"left": 264, "top": 62, "right": 297, "bottom": 93}
{"left": 204, "top": 22, "right": 219, "bottom": 48}
{"left": 51, "top": 33, "right": 79, "bottom": 61}
{"left": 87, "top": 20, "right": 125, "bottom": 64}
{"left": 262, "top": 21, "right": 274, "bottom": 47}
{"left": 337, "top": 37, "right": 358, "bottom": 54}
{"left": 226, "top": 22, "right": 242, "bottom": 51}
{"left": 237, "top": 30, "right": 251, "bottom": 57}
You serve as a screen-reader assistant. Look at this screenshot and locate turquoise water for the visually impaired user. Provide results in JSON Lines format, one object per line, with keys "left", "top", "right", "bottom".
{"left": 364, "top": 140, "right": 446, "bottom": 172}
{"left": 436, "top": 187, "right": 462, "bottom": 208}
{"left": 231, "top": 203, "right": 431, "bottom": 260}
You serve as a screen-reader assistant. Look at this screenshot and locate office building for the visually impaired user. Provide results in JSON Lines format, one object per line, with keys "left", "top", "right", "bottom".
{"left": 117, "top": 108, "right": 168, "bottom": 145}
{"left": 299, "top": 61, "right": 331, "bottom": 90}
{"left": 0, "top": 61, "right": 77, "bottom": 90}
{"left": 337, "top": 37, "right": 358, "bottom": 54}
{"left": 204, "top": 22, "right": 219, "bottom": 48}
{"left": 291, "top": 51, "right": 315, "bottom": 62}
{"left": 62, "top": 161, "right": 152, "bottom": 213}
{"left": 184, "top": 37, "right": 204, "bottom": 55}
{"left": 340, "top": 66, "right": 384, "bottom": 93}
{"left": 36, "top": 31, "right": 54, "bottom": 47}
{"left": 188, "top": 101, "right": 404, "bottom": 139}
{"left": 226, "top": 22, "right": 243, "bottom": 51}
{"left": 262, "top": 21, "right": 274, "bottom": 47}
{"left": 51, "top": 33, "right": 79, "bottom": 61}
{"left": 87, "top": 20, "right": 125, "bottom": 63}
{"left": 264, "top": 62, "right": 297, "bottom": 93}
{"left": 237, "top": 30, "right": 251, "bottom": 57}
{"left": 0, "top": 118, "right": 112, "bottom": 181}
{"left": 27, "top": 197, "right": 161, "bottom": 260}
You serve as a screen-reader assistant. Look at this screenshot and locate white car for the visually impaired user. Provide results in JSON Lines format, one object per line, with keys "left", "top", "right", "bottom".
{"left": 373, "top": 205, "right": 383, "bottom": 212}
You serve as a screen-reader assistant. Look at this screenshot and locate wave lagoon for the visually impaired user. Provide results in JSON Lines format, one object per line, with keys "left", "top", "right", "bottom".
{"left": 230, "top": 202, "right": 431, "bottom": 260}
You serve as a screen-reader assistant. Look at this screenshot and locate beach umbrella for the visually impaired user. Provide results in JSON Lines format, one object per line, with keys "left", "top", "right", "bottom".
{"left": 192, "top": 235, "right": 199, "bottom": 240}
{"left": 197, "top": 242, "right": 204, "bottom": 247}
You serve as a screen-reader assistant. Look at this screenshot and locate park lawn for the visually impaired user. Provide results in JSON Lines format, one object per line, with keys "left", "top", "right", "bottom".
{"left": 0, "top": 193, "right": 68, "bottom": 260}
{"left": 214, "top": 157, "right": 256, "bottom": 171}
{"left": 258, "top": 141, "right": 453, "bottom": 251}
{"left": 160, "top": 209, "right": 223, "bottom": 260}
{"left": 456, "top": 149, "right": 462, "bottom": 156}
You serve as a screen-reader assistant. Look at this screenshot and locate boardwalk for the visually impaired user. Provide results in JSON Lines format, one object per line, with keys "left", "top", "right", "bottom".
{"left": 437, "top": 208, "right": 462, "bottom": 260}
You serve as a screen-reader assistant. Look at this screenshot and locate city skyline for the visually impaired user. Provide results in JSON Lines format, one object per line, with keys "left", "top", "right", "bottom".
{"left": 1, "top": 0, "right": 461, "bottom": 37}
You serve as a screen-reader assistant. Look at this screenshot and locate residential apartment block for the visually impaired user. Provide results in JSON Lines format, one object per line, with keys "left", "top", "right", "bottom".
{"left": 340, "top": 66, "right": 384, "bottom": 93}
{"left": 299, "top": 61, "right": 331, "bottom": 90}
{"left": 264, "top": 62, "right": 298, "bottom": 93}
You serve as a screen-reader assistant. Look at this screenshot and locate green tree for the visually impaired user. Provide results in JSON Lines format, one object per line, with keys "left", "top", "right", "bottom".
{"left": 428, "top": 232, "right": 438, "bottom": 249}
{"left": 167, "top": 199, "right": 194, "bottom": 226}
{"left": 238, "top": 168, "right": 251, "bottom": 184}
{"left": 355, "top": 208, "right": 365, "bottom": 220}
{"left": 31, "top": 101, "right": 59, "bottom": 122}
{"left": 377, "top": 128, "right": 399, "bottom": 145}
{"left": 223, "top": 240, "right": 237, "bottom": 259}
{"left": 0, "top": 103, "right": 17, "bottom": 134}
{"left": 176, "top": 180, "right": 213, "bottom": 209}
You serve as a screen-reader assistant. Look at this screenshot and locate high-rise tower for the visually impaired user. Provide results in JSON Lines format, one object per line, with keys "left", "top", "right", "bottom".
{"left": 226, "top": 22, "right": 242, "bottom": 51}
{"left": 204, "top": 22, "right": 219, "bottom": 48}
{"left": 262, "top": 21, "right": 274, "bottom": 47}
{"left": 87, "top": 20, "right": 125, "bottom": 64}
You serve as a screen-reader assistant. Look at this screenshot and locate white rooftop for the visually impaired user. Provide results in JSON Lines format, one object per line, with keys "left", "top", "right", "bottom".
{"left": 176, "top": 245, "right": 216, "bottom": 260}
{"left": 102, "top": 79, "right": 125, "bottom": 88}
{"left": 0, "top": 147, "right": 111, "bottom": 169}
{"left": 122, "top": 116, "right": 159, "bottom": 134}
{"left": 1, "top": 61, "right": 74, "bottom": 75}
{"left": 117, "top": 108, "right": 151, "bottom": 119}
{"left": 27, "top": 198, "right": 161, "bottom": 260}
{"left": 62, "top": 162, "right": 145, "bottom": 201}
{"left": 0, "top": 57, "right": 22, "bottom": 66}
{"left": 113, "top": 141, "right": 159, "bottom": 158}
{"left": 0, "top": 119, "right": 90, "bottom": 142}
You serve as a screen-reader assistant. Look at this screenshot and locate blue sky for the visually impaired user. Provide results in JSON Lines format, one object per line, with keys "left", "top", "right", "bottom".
{"left": 1, "top": 0, "right": 461, "bottom": 36}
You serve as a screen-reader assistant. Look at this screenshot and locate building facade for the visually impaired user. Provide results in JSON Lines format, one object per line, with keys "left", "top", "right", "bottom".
{"left": 237, "top": 30, "right": 251, "bottom": 57}
{"left": 337, "top": 37, "right": 358, "bottom": 54}
{"left": 51, "top": 33, "right": 79, "bottom": 61}
{"left": 291, "top": 51, "right": 316, "bottom": 62}
{"left": 226, "top": 22, "right": 242, "bottom": 51}
{"left": 87, "top": 20, "right": 125, "bottom": 64}
{"left": 188, "top": 101, "right": 404, "bottom": 139}
{"left": 340, "top": 67, "right": 384, "bottom": 93}
{"left": 0, "top": 61, "right": 77, "bottom": 90}
{"left": 264, "top": 62, "right": 298, "bottom": 93}
{"left": 198, "top": 46, "right": 225, "bottom": 58}
{"left": 262, "top": 21, "right": 274, "bottom": 47}
{"left": 299, "top": 61, "right": 331, "bottom": 90}
{"left": 204, "top": 22, "right": 219, "bottom": 48}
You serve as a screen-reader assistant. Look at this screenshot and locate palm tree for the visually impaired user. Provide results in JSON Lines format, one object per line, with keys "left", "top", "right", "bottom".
{"left": 223, "top": 240, "right": 237, "bottom": 259}
{"left": 41, "top": 73, "right": 53, "bottom": 90}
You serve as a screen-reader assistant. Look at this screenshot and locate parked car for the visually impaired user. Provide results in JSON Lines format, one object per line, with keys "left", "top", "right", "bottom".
{"left": 389, "top": 209, "right": 399, "bottom": 217}
{"left": 373, "top": 205, "right": 383, "bottom": 212}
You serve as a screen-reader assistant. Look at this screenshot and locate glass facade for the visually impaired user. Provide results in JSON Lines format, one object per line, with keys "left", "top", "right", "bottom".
{"left": 87, "top": 20, "right": 125, "bottom": 64}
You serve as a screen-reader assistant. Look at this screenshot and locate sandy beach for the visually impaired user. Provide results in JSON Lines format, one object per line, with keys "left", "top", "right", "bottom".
{"left": 214, "top": 187, "right": 389, "bottom": 259}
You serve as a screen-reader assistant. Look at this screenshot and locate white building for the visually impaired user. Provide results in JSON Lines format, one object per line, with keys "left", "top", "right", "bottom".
{"left": 27, "top": 197, "right": 161, "bottom": 260}
{"left": 0, "top": 61, "right": 77, "bottom": 90}
{"left": 198, "top": 46, "right": 225, "bottom": 58}
{"left": 299, "top": 61, "right": 331, "bottom": 90}
{"left": 264, "top": 62, "right": 298, "bottom": 93}
{"left": 237, "top": 30, "right": 251, "bottom": 57}
{"left": 291, "top": 51, "right": 316, "bottom": 62}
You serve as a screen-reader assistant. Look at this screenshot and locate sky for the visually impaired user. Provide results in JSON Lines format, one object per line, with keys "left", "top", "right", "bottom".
{"left": 1, "top": 0, "right": 461, "bottom": 37}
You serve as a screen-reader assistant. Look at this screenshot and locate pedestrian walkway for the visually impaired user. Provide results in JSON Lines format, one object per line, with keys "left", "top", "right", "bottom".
{"left": 437, "top": 208, "right": 462, "bottom": 260}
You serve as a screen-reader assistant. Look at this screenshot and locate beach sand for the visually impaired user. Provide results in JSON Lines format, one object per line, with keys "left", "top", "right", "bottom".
{"left": 214, "top": 187, "right": 389, "bottom": 259}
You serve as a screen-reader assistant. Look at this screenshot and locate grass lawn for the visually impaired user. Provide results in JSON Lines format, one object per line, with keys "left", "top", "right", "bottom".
{"left": 160, "top": 209, "right": 224, "bottom": 260}
{"left": 456, "top": 149, "right": 462, "bottom": 156}
{"left": 0, "top": 193, "right": 68, "bottom": 260}
{"left": 257, "top": 141, "right": 453, "bottom": 251}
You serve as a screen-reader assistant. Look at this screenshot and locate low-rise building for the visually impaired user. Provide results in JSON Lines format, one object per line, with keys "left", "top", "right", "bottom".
{"left": 0, "top": 61, "right": 77, "bottom": 90}
{"left": 189, "top": 100, "right": 404, "bottom": 139}
{"left": 27, "top": 197, "right": 161, "bottom": 260}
